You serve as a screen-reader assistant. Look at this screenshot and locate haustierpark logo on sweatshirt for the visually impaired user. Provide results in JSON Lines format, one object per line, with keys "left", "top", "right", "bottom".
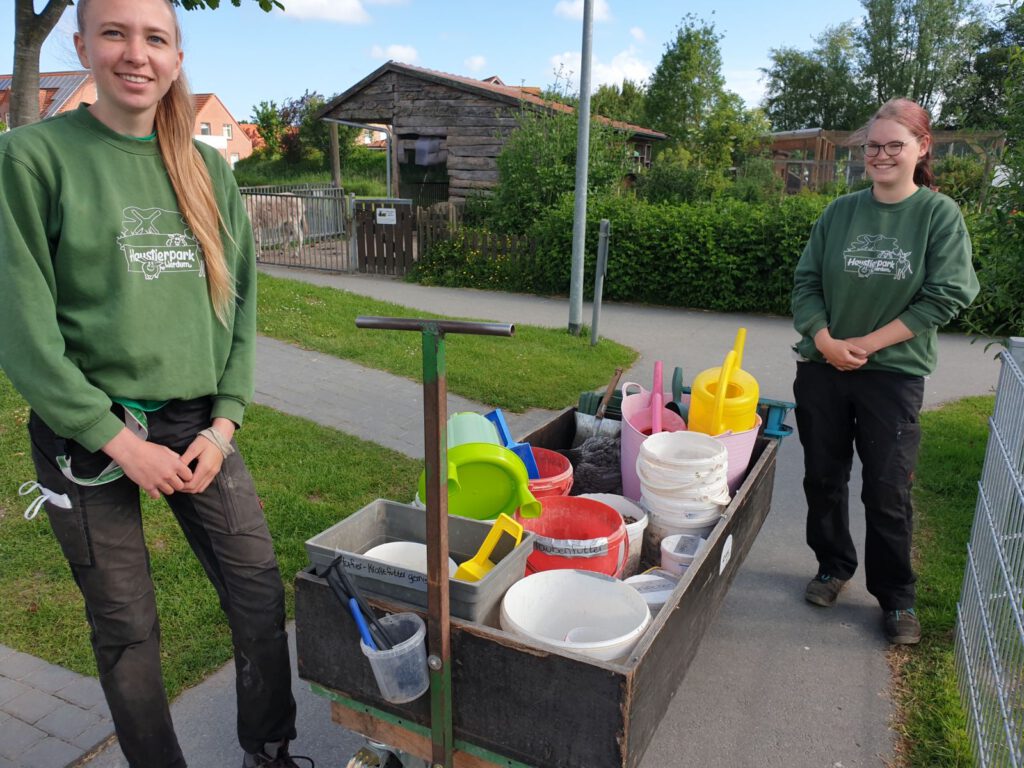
{"left": 843, "top": 234, "right": 913, "bottom": 280}
{"left": 117, "top": 207, "right": 205, "bottom": 280}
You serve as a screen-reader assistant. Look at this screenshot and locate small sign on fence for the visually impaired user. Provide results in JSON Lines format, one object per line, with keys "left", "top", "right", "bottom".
{"left": 375, "top": 207, "right": 397, "bottom": 225}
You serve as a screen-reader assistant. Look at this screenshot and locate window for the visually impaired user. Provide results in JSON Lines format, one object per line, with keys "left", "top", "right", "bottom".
{"left": 200, "top": 122, "right": 211, "bottom": 135}
{"left": 223, "top": 124, "right": 233, "bottom": 139}
{"left": 230, "top": 153, "right": 240, "bottom": 167}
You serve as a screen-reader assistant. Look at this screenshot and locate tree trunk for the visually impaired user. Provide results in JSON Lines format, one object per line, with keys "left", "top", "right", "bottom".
{"left": 11, "top": 0, "right": 74, "bottom": 128}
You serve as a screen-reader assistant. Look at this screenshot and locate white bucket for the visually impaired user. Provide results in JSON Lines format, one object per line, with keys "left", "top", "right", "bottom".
{"left": 578, "top": 493, "right": 648, "bottom": 578}
{"left": 635, "top": 431, "right": 731, "bottom": 508}
{"left": 639, "top": 431, "right": 727, "bottom": 472}
{"left": 500, "top": 569, "right": 651, "bottom": 662}
{"left": 660, "top": 533, "right": 705, "bottom": 574}
{"left": 642, "top": 509, "right": 721, "bottom": 565}
{"left": 693, "top": 415, "right": 763, "bottom": 494}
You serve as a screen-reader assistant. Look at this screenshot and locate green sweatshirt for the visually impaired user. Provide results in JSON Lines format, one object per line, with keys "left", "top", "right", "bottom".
{"left": 791, "top": 186, "right": 979, "bottom": 377}
{"left": 0, "top": 105, "right": 257, "bottom": 452}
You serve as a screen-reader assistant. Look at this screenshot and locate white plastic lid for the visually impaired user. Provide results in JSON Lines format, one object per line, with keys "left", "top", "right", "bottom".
{"left": 624, "top": 570, "right": 680, "bottom": 610}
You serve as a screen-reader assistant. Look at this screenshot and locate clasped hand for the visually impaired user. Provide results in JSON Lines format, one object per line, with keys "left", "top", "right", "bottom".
{"left": 815, "top": 329, "right": 870, "bottom": 372}
{"left": 104, "top": 422, "right": 233, "bottom": 499}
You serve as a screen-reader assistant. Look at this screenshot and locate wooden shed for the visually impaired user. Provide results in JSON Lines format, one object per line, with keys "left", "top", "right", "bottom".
{"left": 318, "top": 61, "right": 667, "bottom": 204}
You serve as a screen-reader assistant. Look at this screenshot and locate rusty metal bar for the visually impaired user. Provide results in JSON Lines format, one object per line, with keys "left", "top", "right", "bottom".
{"left": 356, "top": 315, "right": 514, "bottom": 768}
{"left": 355, "top": 316, "right": 514, "bottom": 337}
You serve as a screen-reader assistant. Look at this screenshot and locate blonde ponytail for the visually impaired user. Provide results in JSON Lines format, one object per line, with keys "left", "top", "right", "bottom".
{"left": 156, "top": 75, "right": 235, "bottom": 324}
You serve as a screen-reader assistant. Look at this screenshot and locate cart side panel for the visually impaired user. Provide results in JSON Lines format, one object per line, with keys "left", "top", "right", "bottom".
{"left": 625, "top": 438, "right": 777, "bottom": 768}
{"left": 296, "top": 570, "right": 632, "bottom": 768}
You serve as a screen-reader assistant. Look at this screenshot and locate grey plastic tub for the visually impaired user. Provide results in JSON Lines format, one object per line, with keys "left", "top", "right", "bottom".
{"left": 304, "top": 499, "right": 534, "bottom": 625}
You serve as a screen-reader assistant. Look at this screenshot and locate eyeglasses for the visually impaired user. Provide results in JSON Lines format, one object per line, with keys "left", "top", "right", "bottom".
{"left": 861, "top": 141, "right": 907, "bottom": 157}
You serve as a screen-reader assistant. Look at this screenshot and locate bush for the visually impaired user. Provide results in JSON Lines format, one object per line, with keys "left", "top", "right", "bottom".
{"left": 934, "top": 154, "right": 988, "bottom": 210}
{"left": 414, "top": 193, "right": 829, "bottom": 315}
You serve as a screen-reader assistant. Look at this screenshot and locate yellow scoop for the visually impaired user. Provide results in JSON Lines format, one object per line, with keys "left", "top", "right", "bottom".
{"left": 453, "top": 513, "right": 523, "bottom": 582}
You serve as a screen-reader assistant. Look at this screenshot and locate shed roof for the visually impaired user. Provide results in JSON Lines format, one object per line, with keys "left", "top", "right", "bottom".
{"left": 321, "top": 61, "right": 668, "bottom": 141}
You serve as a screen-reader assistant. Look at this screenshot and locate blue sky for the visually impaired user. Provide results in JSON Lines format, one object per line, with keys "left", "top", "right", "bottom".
{"left": 4, "top": 0, "right": 868, "bottom": 123}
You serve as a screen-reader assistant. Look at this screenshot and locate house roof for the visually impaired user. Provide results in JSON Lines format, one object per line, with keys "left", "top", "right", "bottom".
{"left": 193, "top": 93, "right": 214, "bottom": 113}
{"left": 0, "top": 70, "right": 92, "bottom": 119}
{"left": 321, "top": 61, "right": 667, "bottom": 141}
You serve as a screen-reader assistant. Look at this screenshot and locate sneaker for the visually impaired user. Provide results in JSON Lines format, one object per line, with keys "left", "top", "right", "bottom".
{"left": 884, "top": 608, "right": 922, "bottom": 645}
{"left": 243, "top": 741, "right": 314, "bottom": 768}
{"left": 804, "top": 573, "right": 847, "bottom": 607}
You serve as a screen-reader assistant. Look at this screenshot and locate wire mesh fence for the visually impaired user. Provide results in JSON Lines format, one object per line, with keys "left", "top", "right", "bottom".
{"left": 956, "top": 345, "right": 1024, "bottom": 768}
{"left": 239, "top": 183, "right": 349, "bottom": 271}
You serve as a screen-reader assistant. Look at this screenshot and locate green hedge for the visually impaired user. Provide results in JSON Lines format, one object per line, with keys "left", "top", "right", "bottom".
{"left": 415, "top": 193, "right": 829, "bottom": 316}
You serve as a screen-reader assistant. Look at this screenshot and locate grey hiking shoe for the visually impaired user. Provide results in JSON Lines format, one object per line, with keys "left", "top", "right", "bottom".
{"left": 884, "top": 608, "right": 922, "bottom": 645}
{"left": 804, "top": 573, "right": 847, "bottom": 607}
{"left": 243, "top": 741, "right": 314, "bottom": 768}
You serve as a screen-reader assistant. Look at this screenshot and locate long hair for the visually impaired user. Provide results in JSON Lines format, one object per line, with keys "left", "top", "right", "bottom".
{"left": 857, "top": 98, "right": 936, "bottom": 189}
{"left": 77, "top": 0, "right": 235, "bottom": 324}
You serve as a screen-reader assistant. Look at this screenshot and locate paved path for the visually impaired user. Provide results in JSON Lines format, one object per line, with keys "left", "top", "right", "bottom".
{"left": 5, "top": 267, "right": 1000, "bottom": 767}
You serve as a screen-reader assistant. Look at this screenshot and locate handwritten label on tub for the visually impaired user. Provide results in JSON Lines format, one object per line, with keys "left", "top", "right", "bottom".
{"left": 534, "top": 535, "right": 609, "bottom": 558}
{"left": 335, "top": 553, "right": 430, "bottom": 591}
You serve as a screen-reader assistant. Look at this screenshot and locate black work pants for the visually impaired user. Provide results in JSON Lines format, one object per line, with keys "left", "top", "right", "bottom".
{"left": 28, "top": 397, "right": 296, "bottom": 768}
{"left": 794, "top": 362, "right": 924, "bottom": 610}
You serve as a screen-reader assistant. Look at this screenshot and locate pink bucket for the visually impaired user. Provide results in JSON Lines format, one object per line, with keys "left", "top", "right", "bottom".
{"left": 706, "top": 414, "right": 762, "bottom": 493}
{"left": 620, "top": 383, "right": 688, "bottom": 502}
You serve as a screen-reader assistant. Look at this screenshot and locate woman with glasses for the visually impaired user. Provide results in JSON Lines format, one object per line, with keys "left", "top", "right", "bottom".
{"left": 790, "top": 99, "right": 979, "bottom": 645}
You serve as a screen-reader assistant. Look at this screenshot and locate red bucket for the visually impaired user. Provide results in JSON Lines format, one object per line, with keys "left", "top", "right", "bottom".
{"left": 527, "top": 447, "right": 573, "bottom": 498}
{"left": 518, "top": 496, "right": 628, "bottom": 577}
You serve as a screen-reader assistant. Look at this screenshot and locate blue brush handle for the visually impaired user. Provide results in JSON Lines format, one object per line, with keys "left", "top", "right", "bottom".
{"left": 349, "top": 597, "right": 377, "bottom": 650}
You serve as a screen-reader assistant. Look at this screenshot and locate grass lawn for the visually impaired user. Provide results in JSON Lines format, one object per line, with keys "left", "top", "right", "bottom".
{"left": 256, "top": 273, "right": 638, "bottom": 411}
{"left": 0, "top": 372, "right": 421, "bottom": 697}
{"left": 896, "top": 395, "right": 995, "bottom": 767}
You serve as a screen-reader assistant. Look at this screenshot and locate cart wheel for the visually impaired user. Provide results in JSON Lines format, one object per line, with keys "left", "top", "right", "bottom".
{"left": 345, "top": 745, "right": 405, "bottom": 768}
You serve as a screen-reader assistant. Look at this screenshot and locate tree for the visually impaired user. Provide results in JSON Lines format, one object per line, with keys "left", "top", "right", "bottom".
{"left": 9, "top": 0, "right": 282, "bottom": 128}
{"left": 486, "top": 107, "right": 632, "bottom": 233}
{"left": 590, "top": 80, "right": 647, "bottom": 126}
{"left": 644, "top": 15, "right": 764, "bottom": 175}
{"left": 644, "top": 15, "right": 726, "bottom": 151}
{"left": 761, "top": 23, "right": 872, "bottom": 130}
{"left": 856, "top": 0, "right": 983, "bottom": 112}
{"left": 250, "top": 100, "right": 285, "bottom": 156}
{"left": 940, "top": 4, "right": 1024, "bottom": 128}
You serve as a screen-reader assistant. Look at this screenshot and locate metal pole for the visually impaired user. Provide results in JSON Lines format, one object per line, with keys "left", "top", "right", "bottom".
{"left": 354, "top": 316, "right": 514, "bottom": 768}
{"left": 322, "top": 117, "right": 392, "bottom": 198}
{"left": 568, "top": 0, "right": 594, "bottom": 336}
{"left": 591, "top": 219, "right": 610, "bottom": 346}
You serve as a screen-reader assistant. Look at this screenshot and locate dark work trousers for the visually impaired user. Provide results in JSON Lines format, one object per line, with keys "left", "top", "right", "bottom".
{"left": 793, "top": 361, "right": 924, "bottom": 610}
{"left": 28, "top": 397, "right": 297, "bottom": 768}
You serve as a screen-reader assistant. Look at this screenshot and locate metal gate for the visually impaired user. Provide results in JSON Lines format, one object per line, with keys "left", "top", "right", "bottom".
{"left": 353, "top": 198, "right": 415, "bottom": 276}
{"left": 240, "top": 184, "right": 347, "bottom": 272}
{"left": 955, "top": 340, "right": 1024, "bottom": 768}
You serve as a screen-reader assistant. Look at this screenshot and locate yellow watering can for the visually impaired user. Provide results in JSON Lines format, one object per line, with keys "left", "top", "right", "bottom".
{"left": 687, "top": 328, "right": 760, "bottom": 435}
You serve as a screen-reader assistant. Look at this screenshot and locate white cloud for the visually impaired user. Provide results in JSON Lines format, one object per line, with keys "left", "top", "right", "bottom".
{"left": 464, "top": 55, "right": 488, "bottom": 73}
{"left": 370, "top": 44, "right": 419, "bottom": 62}
{"left": 553, "top": 0, "right": 612, "bottom": 22}
{"left": 279, "top": 0, "right": 371, "bottom": 23}
{"left": 549, "top": 46, "right": 653, "bottom": 93}
{"left": 630, "top": 26, "right": 645, "bottom": 43}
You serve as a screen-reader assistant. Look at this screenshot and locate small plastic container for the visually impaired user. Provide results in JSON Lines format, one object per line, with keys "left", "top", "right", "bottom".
{"left": 527, "top": 447, "right": 574, "bottom": 497}
{"left": 359, "top": 612, "right": 429, "bottom": 704}
{"left": 661, "top": 533, "right": 705, "bottom": 575}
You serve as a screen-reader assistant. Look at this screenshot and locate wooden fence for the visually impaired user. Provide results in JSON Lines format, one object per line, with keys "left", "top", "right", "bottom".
{"left": 416, "top": 202, "right": 536, "bottom": 265}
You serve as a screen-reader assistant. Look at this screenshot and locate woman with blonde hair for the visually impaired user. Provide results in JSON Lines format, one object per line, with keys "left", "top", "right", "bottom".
{"left": 791, "top": 98, "right": 979, "bottom": 645}
{"left": 0, "top": 0, "right": 306, "bottom": 765}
